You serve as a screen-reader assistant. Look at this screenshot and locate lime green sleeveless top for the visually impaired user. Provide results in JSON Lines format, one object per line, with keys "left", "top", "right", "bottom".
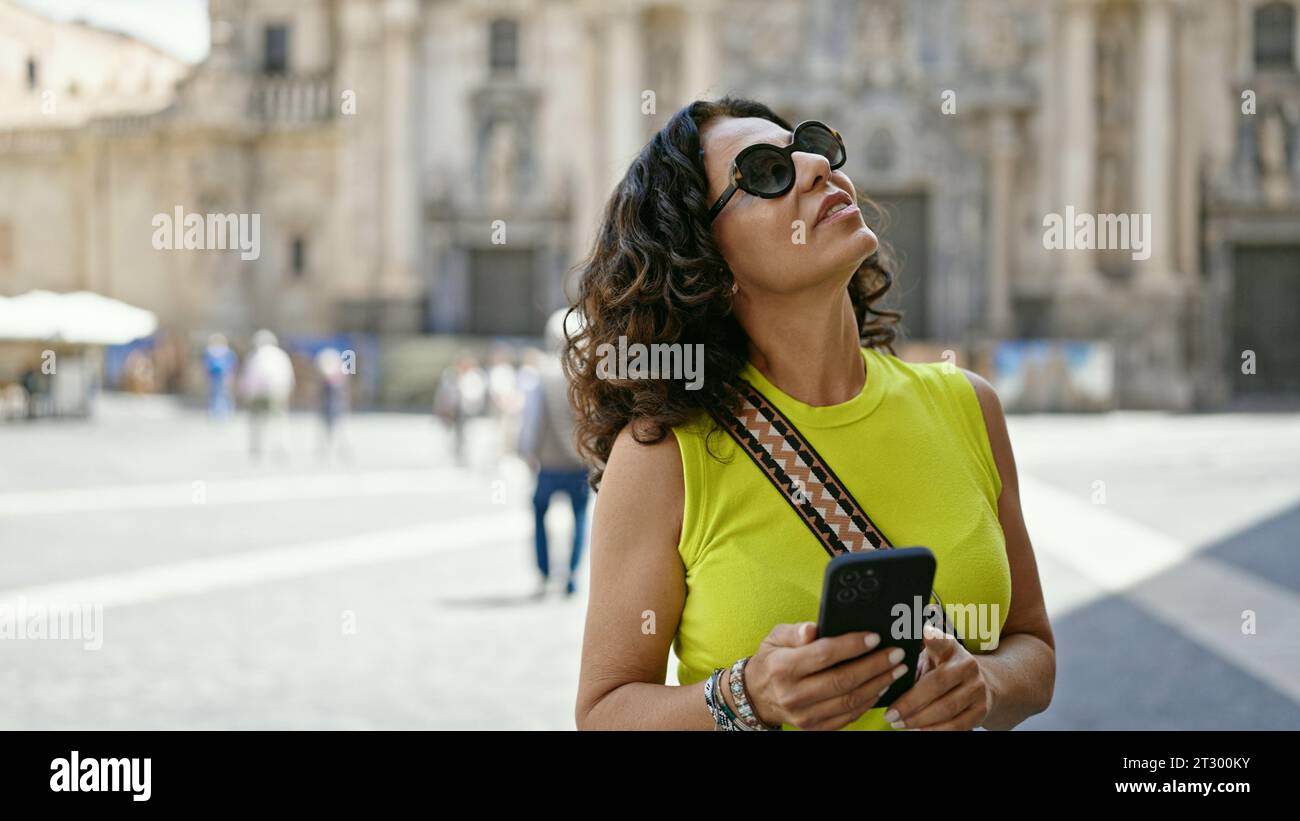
{"left": 670, "top": 346, "right": 1011, "bottom": 730}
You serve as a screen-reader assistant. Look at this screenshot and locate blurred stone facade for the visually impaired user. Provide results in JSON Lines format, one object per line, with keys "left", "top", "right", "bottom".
{"left": 1, "top": 0, "right": 1298, "bottom": 408}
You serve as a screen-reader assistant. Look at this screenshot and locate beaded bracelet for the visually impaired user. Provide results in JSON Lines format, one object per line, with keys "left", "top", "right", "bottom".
{"left": 704, "top": 667, "right": 739, "bottom": 731}
{"left": 715, "top": 672, "right": 740, "bottom": 725}
{"left": 729, "top": 656, "right": 781, "bottom": 731}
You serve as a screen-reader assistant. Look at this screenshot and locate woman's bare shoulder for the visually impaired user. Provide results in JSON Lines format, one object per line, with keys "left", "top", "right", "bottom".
{"left": 599, "top": 420, "right": 685, "bottom": 541}
{"left": 959, "top": 367, "right": 1017, "bottom": 496}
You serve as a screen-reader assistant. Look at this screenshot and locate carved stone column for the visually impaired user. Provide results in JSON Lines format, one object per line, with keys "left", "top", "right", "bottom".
{"left": 1058, "top": 0, "right": 1102, "bottom": 295}
{"left": 380, "top": 0, "right": 420, "bottom": 308}
{"left": 682, "top": 0, "right": 718, "bottom": 101}
{"left": 1120, "top": 0, "right": 1192, "bottom": 409}
{"left": 986, "top": 110, "right": 1018, "bottom": 338}
{"left": 605, "top": 5, "right": 644, "bottom": 173}
{"left": 1133, "top": 0, "right": 1177, "bottom": 294}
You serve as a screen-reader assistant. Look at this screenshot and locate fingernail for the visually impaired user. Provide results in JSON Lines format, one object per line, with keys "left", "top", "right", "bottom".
{"left": 891, "top": 720, "right": 907, "bottom": 729}
{"left": 864, "top": 632, "right": 881, "bottom": 649}
{"left": 887, "top": 647, "right": 904, "bottom": 665}
{"left": 883, "top": 709, "right": 899, "bottom": 723}
{"left": 878, "top": 685, "right": 890, "bottom": 697}
{"left": 892, "top": 664, "right": 907, "bottom": 680}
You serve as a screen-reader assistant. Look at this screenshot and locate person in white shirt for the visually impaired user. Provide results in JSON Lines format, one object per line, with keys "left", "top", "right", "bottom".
{"left": 239, "top": 329, "right": 296, "bottom": 462}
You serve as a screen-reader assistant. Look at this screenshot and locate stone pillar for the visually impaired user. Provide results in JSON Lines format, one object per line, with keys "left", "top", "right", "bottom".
{"left": 605, "top": 4, "right": 644, "bottom": 180}
{"left": 682, "top": 0, "right": 718, "bottom": 101}
{"left": 1120, "top": 0, "right": 1191, "bottom": 409}
{"left": 1133, "top": 0, "right": 1176, "bottom": 294}
{"left": 380, "top": 0, "right": 420, "bottom": 311}
{"left": 1058, "top": 0, "right": 1100, "bottom": 300}
{"left": 986, "top": 110, "right": 1018, "bottom": 338}
{"left": 569, "top": 12, "right": 606, "bottom": 279}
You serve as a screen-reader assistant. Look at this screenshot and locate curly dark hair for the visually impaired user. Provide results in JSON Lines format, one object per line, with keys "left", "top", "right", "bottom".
{"left": 562, "top": 97, "right": 902, "bottom": 491}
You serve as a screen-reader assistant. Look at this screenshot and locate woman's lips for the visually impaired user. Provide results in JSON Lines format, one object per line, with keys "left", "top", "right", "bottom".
{"left": 817, "top": 201, "right": 860, "bottom": 227}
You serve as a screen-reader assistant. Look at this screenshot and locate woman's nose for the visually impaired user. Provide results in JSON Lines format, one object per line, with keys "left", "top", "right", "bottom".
{"left": 792, "top": 150, "right": 832, "bottom": 193}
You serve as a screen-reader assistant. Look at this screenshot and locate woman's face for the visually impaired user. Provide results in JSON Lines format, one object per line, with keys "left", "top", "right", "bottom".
{"left": 700, "top": 116, "right": 878, "bottom": 296}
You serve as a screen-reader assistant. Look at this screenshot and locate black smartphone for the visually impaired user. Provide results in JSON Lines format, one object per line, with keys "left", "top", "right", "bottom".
{"left": 815, "top": 546, "right": 936, "bottom": 708}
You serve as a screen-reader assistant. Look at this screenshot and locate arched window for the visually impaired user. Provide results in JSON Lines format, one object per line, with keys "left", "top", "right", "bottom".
{"left": 489, "top": 19, "right": 519, "bottom": 75}
{"left": 1254, "top": 1, "right": 1296, "bottom": 70}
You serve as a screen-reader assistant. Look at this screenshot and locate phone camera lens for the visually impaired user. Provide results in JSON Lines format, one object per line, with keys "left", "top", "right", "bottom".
{"left": 835, "top": 588, "right": 857, "bottom": 604}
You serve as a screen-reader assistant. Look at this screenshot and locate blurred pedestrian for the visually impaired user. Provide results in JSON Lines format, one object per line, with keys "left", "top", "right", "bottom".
{"left": 518, "top": 309, "right": 590, "bottom": 598}
{"left": 433, "top": 353, "right": 486, "bottom": 467}
{"left": 517, "top": 347, "right": 542, "bottom": 400}
{"left": 315, "top": 346, "right": 352, "bottom": 462}
{"left": 121, "top": 349, "right": 155, "bottom": 395}
{"left": 486, "top": 344, "right": 522, "bottom": 465}
{"left": 239, "top": 329, "right": 295, "bottom": 462}
{"left": 19, "top": 364, "right": 50, "bottom": 418}
{"left": 202, "top": 333, "right": 238, "bottom": 418}
{"left": 487, "top": 345, "right": 520, "bottom": 414}
{"left": 0, "top": 382, "right": 25, "bottom": 421}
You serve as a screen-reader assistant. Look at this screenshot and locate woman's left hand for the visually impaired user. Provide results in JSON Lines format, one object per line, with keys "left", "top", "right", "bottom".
{"left": 882, "top": 623, "right": 992, "bottom": 731}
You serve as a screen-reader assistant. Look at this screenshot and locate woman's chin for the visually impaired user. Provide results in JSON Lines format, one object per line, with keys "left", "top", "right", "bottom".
{"left": 826, "top": 226, "right": 879, "bottom": 270}
{"left": 853, "top": 224, "right": 880, "bottom": 257}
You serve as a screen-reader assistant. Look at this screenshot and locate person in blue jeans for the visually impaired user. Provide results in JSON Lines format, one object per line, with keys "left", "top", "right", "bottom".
{"left": 202, "top": 333, "right": 237, "bottom": 418}
{"left": 529, "top": 466, "right": 590, "bottom": 596}
{"left": 518, "top": 310, "right": 591, "bottom": 598}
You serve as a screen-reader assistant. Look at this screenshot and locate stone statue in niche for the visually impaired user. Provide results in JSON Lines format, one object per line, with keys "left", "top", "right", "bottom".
{"left": 1257, "top": 107, "right": 1290, "bottom": 206}
{"left": 485, "top": 118, "right": 519, "bottom": 211}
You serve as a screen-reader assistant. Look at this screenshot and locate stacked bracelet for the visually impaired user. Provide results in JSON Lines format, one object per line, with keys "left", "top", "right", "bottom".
{"left": 728, "top": 656, "right": 781, "bottom": 731}
{"left": 704, "top": 667, "right": 739, "bottom": 731}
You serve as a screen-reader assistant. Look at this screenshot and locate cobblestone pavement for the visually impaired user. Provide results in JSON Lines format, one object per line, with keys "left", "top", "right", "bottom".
{"left": 1, "top": 395, "right": 1297, "bottom": 729}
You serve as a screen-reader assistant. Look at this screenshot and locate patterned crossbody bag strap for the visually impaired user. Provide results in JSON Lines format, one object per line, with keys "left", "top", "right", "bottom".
{"left": 706, "top": 377, "right": 959, "bottom": 640}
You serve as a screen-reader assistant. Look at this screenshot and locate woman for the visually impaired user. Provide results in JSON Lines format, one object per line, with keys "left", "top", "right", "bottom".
{"left": 569, "top": 98, "right": 1055, "bottom": 730}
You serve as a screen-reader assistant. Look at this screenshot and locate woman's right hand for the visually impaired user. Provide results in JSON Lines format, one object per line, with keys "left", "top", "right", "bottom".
{"left": 740, "top": 622, "right": 909, "bottom": 731}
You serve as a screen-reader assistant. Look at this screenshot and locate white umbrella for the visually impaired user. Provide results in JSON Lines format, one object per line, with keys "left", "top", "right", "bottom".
{"left": 0, "top": 290, "right": 157, "bottom": 345}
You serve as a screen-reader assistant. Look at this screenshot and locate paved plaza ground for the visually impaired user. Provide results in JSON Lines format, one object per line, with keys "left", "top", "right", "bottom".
{"left": 1, "top": 395, "right": 1297, "bottom": 729}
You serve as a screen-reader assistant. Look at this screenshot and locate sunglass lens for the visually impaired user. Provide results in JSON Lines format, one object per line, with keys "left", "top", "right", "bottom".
{"left": 741, "top": 149, "right": 794, "bottom": 195}
{"left": 797, "top": 124, "right": 844, "bottom": 167}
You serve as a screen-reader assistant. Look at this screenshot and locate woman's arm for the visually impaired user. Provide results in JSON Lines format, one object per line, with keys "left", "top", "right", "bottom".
{"left": 574, "top": 422, "right": 718, "bottom": 729}
{"left": 964, "top": 369, "right": 1057, "bottom": 730}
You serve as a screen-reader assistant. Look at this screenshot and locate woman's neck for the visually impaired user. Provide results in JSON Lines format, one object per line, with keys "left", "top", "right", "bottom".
{"left": 738, "top": 284, "right": 865, "bottom": 407}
